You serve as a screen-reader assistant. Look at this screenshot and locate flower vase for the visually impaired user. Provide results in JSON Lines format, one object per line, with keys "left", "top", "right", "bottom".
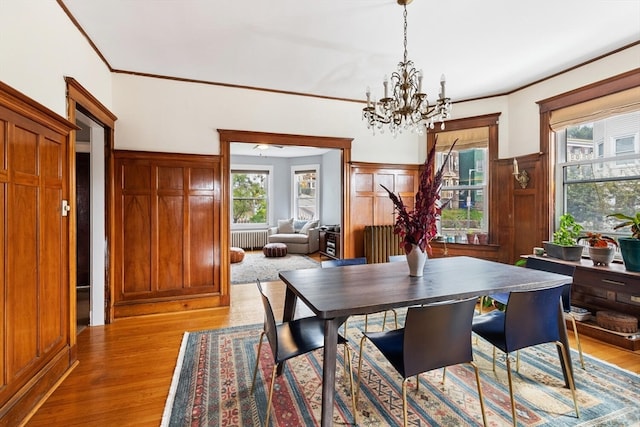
{"left": 406, "top": 244, "right": 427, "bottom": 277}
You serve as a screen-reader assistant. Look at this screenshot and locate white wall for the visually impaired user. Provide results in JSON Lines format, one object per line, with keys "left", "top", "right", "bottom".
{"left": 0, "top": 0, "right": 638, "bottom": 164}
{"left": 0, "top": 0, "right": 113, "bottom": 116}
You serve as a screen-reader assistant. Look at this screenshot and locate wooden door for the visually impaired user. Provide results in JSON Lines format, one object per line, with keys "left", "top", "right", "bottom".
{"left": 0, "top": 82, "right": 74, "bottom": 426}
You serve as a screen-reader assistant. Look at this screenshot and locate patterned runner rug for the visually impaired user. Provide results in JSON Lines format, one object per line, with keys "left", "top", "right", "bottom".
{"left": 230, "top": 252, "right": 319, "bottom": 284}
{"left": 162, "top": 315, "right": 640, "bottom": 426}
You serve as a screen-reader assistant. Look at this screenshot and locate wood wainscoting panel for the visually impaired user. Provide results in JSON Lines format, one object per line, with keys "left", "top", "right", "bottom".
{"left": 350, "top": 163, "right": 419, "bottom": 258}
{"left": 113, "top": 151, "right": 222, "bottom": 318}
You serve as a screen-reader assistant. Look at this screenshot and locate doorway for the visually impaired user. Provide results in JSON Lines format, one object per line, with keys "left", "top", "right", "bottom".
{"left": 74, "top": 110, "right": 106, "bottom": 329}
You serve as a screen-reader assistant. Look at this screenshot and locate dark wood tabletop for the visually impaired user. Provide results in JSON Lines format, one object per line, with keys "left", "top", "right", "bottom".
{"left": 278, "top": 256, "right": 573, "bottom": 427}
{"left": 280, "top": 255, "right": 572, "bottom": 319}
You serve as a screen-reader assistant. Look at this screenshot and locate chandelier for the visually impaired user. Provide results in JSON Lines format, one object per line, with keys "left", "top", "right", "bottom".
{"left": 363, "top": 0, "right": 452, "bottom": 136}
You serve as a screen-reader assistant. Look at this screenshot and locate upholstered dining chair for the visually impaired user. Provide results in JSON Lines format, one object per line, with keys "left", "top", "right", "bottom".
{"left": 251, "top": 280, "right": 357, "bottom": 426}
{"left": 472, "top": 285, "right": 580, "bottom": 426}
{"left": 485, "top": 282, "right": 585, "bottom": 370}
{"left": 321, "top": 257, "right": 398, "bottom": 333}
{"left": 356, "top": 297, "right": 487, "bottom": 427}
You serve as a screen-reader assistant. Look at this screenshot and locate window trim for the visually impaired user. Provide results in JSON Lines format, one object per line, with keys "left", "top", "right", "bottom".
{"left": 427, "top": 113, "right": 500, "bottom": 245}
{"left": 291, "top": 164, "right": 320, "bottom": 221}
{"left": 230, "top": 164, "right": 274, "bottom": 229}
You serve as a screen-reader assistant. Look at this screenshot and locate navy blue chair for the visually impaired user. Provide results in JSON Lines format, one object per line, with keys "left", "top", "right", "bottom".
{"left": 251, "top": 280, "right": 357, "bottom": 426}
{"left": 357, "top": 298, "right": 487, "bottom": 427}
{"left": 321, "top": 257, "right": 398, "bottom": 332}
{"left": 472, "top": 285, "right": 579, "bottom": 425}
{"left": 388, "top": 254, "right": 407, "bottom": 262}
{"left": 487, "top": 282, "right": 585, "bottom": 369}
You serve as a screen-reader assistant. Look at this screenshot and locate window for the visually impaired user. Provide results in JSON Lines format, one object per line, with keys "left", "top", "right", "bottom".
{"left": 434, "top": 127, "right": 489, "bottom": 241}
{"left": 291, "top": 165, "right": 319, "bottom": 220}
{"left": 231, "top": 165, "right": 273, "bottom": 227}
{"left": 555, "top": 111, "right": 640, "bottom": 236}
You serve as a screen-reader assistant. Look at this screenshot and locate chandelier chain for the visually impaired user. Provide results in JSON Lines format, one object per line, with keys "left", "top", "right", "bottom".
{"left": 403, "top": 5, "right": 408, "bottom": 64}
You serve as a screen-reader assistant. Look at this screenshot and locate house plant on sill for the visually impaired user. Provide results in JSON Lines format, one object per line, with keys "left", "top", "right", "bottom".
{"left": 608, "top": 212, "right": 640, "bottom": 272}
{"left": 381, "top": 138, "right": 457, "bottom": 277}
{"left": 543, "top": 213, "right": 584, "bottom": 261}
{"left": 577, "top": 232, "right": 618, "bottom": 266}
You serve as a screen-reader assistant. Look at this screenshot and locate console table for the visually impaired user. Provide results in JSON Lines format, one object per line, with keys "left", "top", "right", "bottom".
{"left": 524, "top": 255, "right": 640, "bottom": 350}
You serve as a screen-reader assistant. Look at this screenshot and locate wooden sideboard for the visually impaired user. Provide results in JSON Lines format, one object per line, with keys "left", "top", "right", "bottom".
{"left": 524, "top": 255, "right": 640, "bottom": 350}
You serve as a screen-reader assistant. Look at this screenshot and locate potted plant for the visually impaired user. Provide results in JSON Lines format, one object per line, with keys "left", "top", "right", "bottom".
{"left": 543, "top": 213, "right": 584, "bottom": 261}
{"left": 381, "top": 138, "right": 457, "bottom": 276}
{"left": 577, "top": 232, "right": 618, "bottom": 266}
{"left": 607, "top": 212, "right": 640, "bottom": 272}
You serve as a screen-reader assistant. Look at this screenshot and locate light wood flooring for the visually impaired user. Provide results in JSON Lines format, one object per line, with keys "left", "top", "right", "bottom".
{"left": 26, "top": 267, "right": 640, "bottom": 426}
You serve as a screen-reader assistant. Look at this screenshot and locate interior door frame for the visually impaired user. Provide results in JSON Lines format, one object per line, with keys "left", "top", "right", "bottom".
{"left": 66, "top": 77, "right": 118, "bottom": 324}
{"left": 218, "top": 130, "right": 353, "bottom": 290}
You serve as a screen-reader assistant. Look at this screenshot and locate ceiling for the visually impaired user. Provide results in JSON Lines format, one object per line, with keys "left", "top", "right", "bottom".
{"left": 60, "top": 0, "right": 640, "bottom": 104}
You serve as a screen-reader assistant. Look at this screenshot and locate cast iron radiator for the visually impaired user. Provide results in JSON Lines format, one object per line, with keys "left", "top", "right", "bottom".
{"left": 231, "top": 230, "right": 268, "bottom": 249}
{"left": 364, "top": 225, "right": 404, "bottom": 263}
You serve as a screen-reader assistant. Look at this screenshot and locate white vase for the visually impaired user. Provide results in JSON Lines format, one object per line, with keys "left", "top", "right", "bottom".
{"left": 406, "top": 244, "right": 427, "bottom": 277}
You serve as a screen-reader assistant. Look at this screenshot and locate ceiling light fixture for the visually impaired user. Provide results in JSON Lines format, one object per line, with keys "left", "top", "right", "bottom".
{"left": 363, "top": 0, "right": 452, "bottom": 136}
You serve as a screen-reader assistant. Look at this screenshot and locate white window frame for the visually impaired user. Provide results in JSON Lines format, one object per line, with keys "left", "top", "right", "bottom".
{"left": 230, "top": 164, "right": 274, "bottom": 229}
{"left": 291, "top": 164, "right": 319, "bottom": 221}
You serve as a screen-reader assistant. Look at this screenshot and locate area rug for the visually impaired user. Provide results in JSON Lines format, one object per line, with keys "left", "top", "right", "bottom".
{"left": 230, "top": 252, "right": 319, "bottom": 284}
{"left": 161, "top": 316, "right": 640, "bottom": 426}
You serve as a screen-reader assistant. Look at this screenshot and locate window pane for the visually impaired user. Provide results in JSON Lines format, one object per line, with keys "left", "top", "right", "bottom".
{"left": 231, "top": 171, "right": 268, "bottom": 224}
{"left": 557, "top": 111, "right": 640, "bottom": 238}
{"left": 440, "top": 188, "right": 486, "bottom": 238}
{"left": 294, "top": 169, "right": 317, "bottom": 220}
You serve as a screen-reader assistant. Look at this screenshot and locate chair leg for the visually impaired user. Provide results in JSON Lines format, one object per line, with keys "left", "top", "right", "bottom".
{"left": 492, "top": 346, "right": 496, "bottom": 372}
{"left": 343, "top": 343, "right": 358, "bottom": 425}
{"left": 265, "top": 364, "right": 278, "bottom": 427}
{"left": 364, "top": 314, "right": 369, "bottom": 333}
{"left": 356, "top": 335, "right": 368, "bottom": 402}
{"left": 392, "top": 309, "right": 398, "bottom": 329}
{"left": 470, "top": 361, "right": 488, "bottom": 427}
{"left": 568, "top": 314, "right": 585, "bottom": 369}
{"left": 441, "top": 367, "right": 447, "bottom": 385}
{"left": 416, "top": 374, "right": 420, "bottom": 392}
{"left": 250, "top": 331, "right": 266, "bottom": 394}
{"left": 556, "top": 341, "right": 581, "bottom": 418}
{"left": 381, "top": 311, "right": 387, "bottom": 331}
{"left": 505, "top": 354, "right": 518, "bottom": 426}
{"left": 402, "top": 379, "right": 409, "bottom": 427}
{"left": 516, "top": 350, "right": 520, "bottom": 373}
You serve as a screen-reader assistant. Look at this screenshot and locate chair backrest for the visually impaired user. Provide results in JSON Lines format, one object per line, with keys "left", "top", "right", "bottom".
{"left": 256, "top": 280, "right": 279, "bottom": 358}
{"left": 402, "top": 297, "right": 478, "bottom": 378}
{"left": 321, "top": 257, "right": 367, "bottom": 268}
{"left": 504, "top": 284, "right": 564, "bottom": 352}
{"left": 388, "top": 254, "right": 407, "bottom": 263}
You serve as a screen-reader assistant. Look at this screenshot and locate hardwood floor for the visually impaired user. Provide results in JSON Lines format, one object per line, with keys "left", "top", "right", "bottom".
{"left": 26, "top": 278, "right": 640, "bottom": 427}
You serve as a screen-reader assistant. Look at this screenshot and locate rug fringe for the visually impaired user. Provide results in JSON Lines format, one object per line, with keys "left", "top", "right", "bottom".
{"left": 160, "top": 331, "right": 190, "bottom": 427}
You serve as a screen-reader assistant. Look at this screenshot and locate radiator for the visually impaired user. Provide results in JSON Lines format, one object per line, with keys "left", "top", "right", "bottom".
{"left": 231, "top": 230, "right": 268, "bottom": 249}
{"left": 364, "top": 225, "right": 404, "bottom": 264}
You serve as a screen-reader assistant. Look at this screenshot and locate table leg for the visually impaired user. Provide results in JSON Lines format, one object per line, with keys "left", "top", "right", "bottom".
{"left": 320, "top": 318, "right": 340, "bottom": 427}
{"left": 557, "top": 301, "right": 575, "bottom": 388}
{"left": 282, "top": 286, "right": 297, "bottom": 322}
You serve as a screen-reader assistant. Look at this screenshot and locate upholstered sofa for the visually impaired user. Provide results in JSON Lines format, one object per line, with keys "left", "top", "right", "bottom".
{"left": 267, "top": 218, "right": 319, "bottom": 254}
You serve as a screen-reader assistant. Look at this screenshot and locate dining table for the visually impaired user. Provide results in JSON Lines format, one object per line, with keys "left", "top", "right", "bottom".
{"left": 279, "top": 255, "right": 575, "bottom": 427}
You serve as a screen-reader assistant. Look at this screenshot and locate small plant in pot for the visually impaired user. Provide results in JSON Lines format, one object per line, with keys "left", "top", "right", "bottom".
{"left": 543, "top": 213, "right": 584, "bottom": 261}
{"left": 607, "top": 212, "right": 640, "bottom": 272}
{"left": 577, "top": 232, "right": 618, "bottom": 266}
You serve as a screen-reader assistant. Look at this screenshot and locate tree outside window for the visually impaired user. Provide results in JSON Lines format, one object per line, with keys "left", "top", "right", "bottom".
{"left": 231, "top": 169, "right": 270, "bottom": 225}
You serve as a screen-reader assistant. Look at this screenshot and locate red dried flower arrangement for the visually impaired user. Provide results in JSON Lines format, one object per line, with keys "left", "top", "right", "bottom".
{"left": 381, "top": 138, "right": 457, "bottom": 256}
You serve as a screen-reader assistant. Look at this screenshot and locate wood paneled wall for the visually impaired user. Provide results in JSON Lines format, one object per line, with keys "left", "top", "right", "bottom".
{"left": 0, "top": 82, "right": 75, "bottom": 426}
{"left": 349, "top": 163, "right": 419, "bottom": 258}
{"left": 112, "top": 151, "right": 225, "bottom": 318}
